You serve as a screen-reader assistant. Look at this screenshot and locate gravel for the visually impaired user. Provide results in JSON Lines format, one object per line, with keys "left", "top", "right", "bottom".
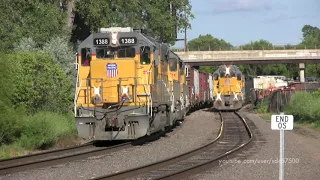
{"left": 188, "top": 111, "right": 320, "bottom": 180}
{"left": 1, "top": 109, "right": 221, "bottom": 180}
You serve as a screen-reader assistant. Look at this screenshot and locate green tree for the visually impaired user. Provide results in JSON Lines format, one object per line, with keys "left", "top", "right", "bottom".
{"left": 302, "top": 25, "right": 320, "bottom": 39}
{"left": 73, "top": 0, "right": 194, "bottom": 44}
{"left": 240, "top": 39, "right": 273, "bottom": 50}
{"left": 187, "top": 34, "right": 233, "bottom": 51}
{"left": 187, "top": 34, "right": 232, "bottom": 73}
{"left": 300, "top": 25, "right": 320, "bottom": 49}
{"left": 239, "top": 40, "right": 295, "bottom": 77}
{"left": 199, "top": 66, "right": 219, "bottom": 74}
{"left": 299, "top": 25, "right": 320, "bottom": 78}
{"left": 0, "top": 0, "right": 67, "bottom": 51}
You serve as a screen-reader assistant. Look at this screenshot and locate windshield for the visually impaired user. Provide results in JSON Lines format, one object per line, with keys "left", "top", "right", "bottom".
{"left": 96, "top": 46, "right": 136, "bottom": 59}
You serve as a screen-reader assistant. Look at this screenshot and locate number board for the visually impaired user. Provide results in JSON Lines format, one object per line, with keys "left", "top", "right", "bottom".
{"left": 93, "top": 38, "right": 110, "bottom": 46}
{"left": 119, "top": 37, "right": 137, "bottom": 45}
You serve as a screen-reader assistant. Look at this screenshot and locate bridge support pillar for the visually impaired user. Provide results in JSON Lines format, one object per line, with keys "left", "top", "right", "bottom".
{"left": 299, "top": 63, "right": 305, "bottom": 82}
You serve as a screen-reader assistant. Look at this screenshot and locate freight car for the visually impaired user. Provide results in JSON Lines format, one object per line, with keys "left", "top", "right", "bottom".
{"left": 212, "top": 65, "right": 246, "bottom": 110}
{"left": 185, "top": 65, "right": 213, "bottom": 111}
{"left": 74, "top": 27, "right": 212, "bottom": 141}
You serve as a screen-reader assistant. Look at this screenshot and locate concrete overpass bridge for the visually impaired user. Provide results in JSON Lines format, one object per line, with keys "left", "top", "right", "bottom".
{"left": 174, "top": 49, "right": 320, "bottom": 82}
{"left": 174, "top": 49, "right": 320, "bottom": 65}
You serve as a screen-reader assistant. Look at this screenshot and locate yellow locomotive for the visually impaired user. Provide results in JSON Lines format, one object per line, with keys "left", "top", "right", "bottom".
{"left": 74, "top": 27, "right": 189, "bottom": 140}
{"left": 213, "top": 65, "right": 245, "bottom": 110}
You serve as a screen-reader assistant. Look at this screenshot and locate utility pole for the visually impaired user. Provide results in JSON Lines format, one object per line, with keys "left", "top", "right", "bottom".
{"left": 184, "top": 27, "right": 187, "bottom": 52}
{"left": 175, "top": 4, "right": 188, "bottom": 52}
{"left": 184, "top": 4, "right": 187, "bottom": 52}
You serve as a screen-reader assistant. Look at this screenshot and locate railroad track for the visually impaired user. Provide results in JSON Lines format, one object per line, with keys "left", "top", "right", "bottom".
{"left": 0, "top": 141, "right": 131, "bottom": 175}
{"left": 91, "top": 111, "right": 253, "bottom": 180}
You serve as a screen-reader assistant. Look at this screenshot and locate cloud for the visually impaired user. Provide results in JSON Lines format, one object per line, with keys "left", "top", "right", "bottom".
{"left": 195, "top": 0, "right": 274, "bottom": 15}
{"left": 262, "top": 14, "right": 317, "bottom": 23}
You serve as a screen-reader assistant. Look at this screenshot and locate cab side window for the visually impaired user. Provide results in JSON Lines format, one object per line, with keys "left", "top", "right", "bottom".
{"left": 169, "top": 58, "right": 177, "bottom": 71}
{"left": 213, "top": 73, "right": 219, "bottom": 80}
{"left": 237, "top": 73, "right": 242, "bottom": 80}
{"left": 81, "top": 48, "right": 91, "bottom": 66}
{"left": 140, "top": 46, "right": 151, "bottom": 65}
{"left": 179, "top": 61, "right": 184, "bottom": 75}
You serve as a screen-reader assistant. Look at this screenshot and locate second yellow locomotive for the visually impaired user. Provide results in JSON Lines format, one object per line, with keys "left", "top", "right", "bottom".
{"left": 213, "top": 65, "right": 245, "bottom": 110}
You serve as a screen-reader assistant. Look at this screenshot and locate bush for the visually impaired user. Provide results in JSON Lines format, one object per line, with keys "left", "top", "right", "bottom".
{"left": 255, "top": 100, "right": 269, "bottom": 113}
{"left": 0, "top": 104, "right": 25, "bottom": 144}
{"left": 285, "top": 91, "right": 320, "bottom": 123}
{"left": 8, "top": 52, "right": 73, "bottom": 114}
{"left": 17, "top": 112, "right": 77, "bottom": 149}
{"left": 312, "top": 88, "right": 320, "bottom": 97}
{"left": 0, "top": 53, "right": 23, "bottom": 144}
{"left": 0, "top": 51, "right": 75, "bottom": 149}
{"left": 15, "top": 36, "right": 77, "bottom": 91}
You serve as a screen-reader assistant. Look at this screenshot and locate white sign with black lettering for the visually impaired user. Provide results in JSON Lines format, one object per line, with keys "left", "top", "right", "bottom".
{"left": 271, "top": 115, "right": 294, "bottom": 130}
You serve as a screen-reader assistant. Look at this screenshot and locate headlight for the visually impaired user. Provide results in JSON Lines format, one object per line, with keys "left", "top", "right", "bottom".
{"left": 111, "top": 32, "right": 118, "bottom": 45}
{"left": 121, "top": 86, "right": 130, "bottom": 100}
{"left": 226, "top": 67, "right": 230, "bottom": 76}
{"left": 94, "top": 87, "right": 100, "bottom": 95}
{"left": 216, "top": 93, "right": 222, "bottom": 101}
{"left": 92, "top": 87, "right": 102, "bottom": 104}
{"left": 233, "top": 92, "right": 238, "bottom": 100}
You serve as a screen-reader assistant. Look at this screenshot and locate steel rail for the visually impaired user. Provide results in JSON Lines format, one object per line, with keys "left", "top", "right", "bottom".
{"left": 0, "top": 142, "right": 131, "bottom": 175}
{"left": 90, "top": 111, "right": 253, "bottom": 180}
{"left": 91, "top": 111, "right": 225, "bottom": 180}
{"left": 153, "top": 111, "right": 253, "bottom": 180}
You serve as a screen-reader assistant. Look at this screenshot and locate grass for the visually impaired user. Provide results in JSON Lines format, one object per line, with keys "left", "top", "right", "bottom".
{"left": 256, "top": 90, "right": 320, "bottom": 131}
{"left": 294, "top": 121, "right": 320, "bottom": 131}
{"left": 255, "top": 100, "right": 272, "bottom": 121}
{"left": 258, "top": 113, "right": 272, "bottom": 121}
{"left": 0, "top": 144, "right": 26, "bottom": 159}
{"left": 0, "top": 111, "right": 77, "bottom": 159}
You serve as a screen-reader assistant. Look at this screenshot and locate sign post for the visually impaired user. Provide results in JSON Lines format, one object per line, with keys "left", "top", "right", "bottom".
{"left": 279, "top": 112, "right": 284, "bottom": 180}
{"left": 271, "top": 105, "right": 294, "bottom": 180}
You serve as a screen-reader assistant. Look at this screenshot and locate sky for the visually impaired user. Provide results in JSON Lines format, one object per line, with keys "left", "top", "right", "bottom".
{"left": 174, "top": 0, "right": 320, "bottom": 48}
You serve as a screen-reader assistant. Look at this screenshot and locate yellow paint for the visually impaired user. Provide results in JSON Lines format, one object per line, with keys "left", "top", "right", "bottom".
{"left": 168, "top": 59, "right": 179, "bottom": 96}
{"left": 76, "top": 50, "right": 160, "bottom": 108}
{"left": 213, "top": 77, "right": 244, "bottom": 98}
{"left": 179, "top": 65, "right": 186, "bottom": 95}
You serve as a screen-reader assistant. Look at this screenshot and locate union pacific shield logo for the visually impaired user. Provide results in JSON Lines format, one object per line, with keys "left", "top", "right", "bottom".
{"left": 226, "top": 79, "right": 230, "bottom": 85}
{"left": 106, "top": 63, "right": 118, "bottom": 78}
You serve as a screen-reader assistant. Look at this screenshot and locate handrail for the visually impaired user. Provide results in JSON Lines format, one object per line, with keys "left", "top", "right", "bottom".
{"left": 74, "top": 63, "right": 80, "bottom": 116}
{"left": 75, "top": 76, "right": 151, "bottom": 108}
{"left": 74, "top": 79, "right": 83, "bottom": 108}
